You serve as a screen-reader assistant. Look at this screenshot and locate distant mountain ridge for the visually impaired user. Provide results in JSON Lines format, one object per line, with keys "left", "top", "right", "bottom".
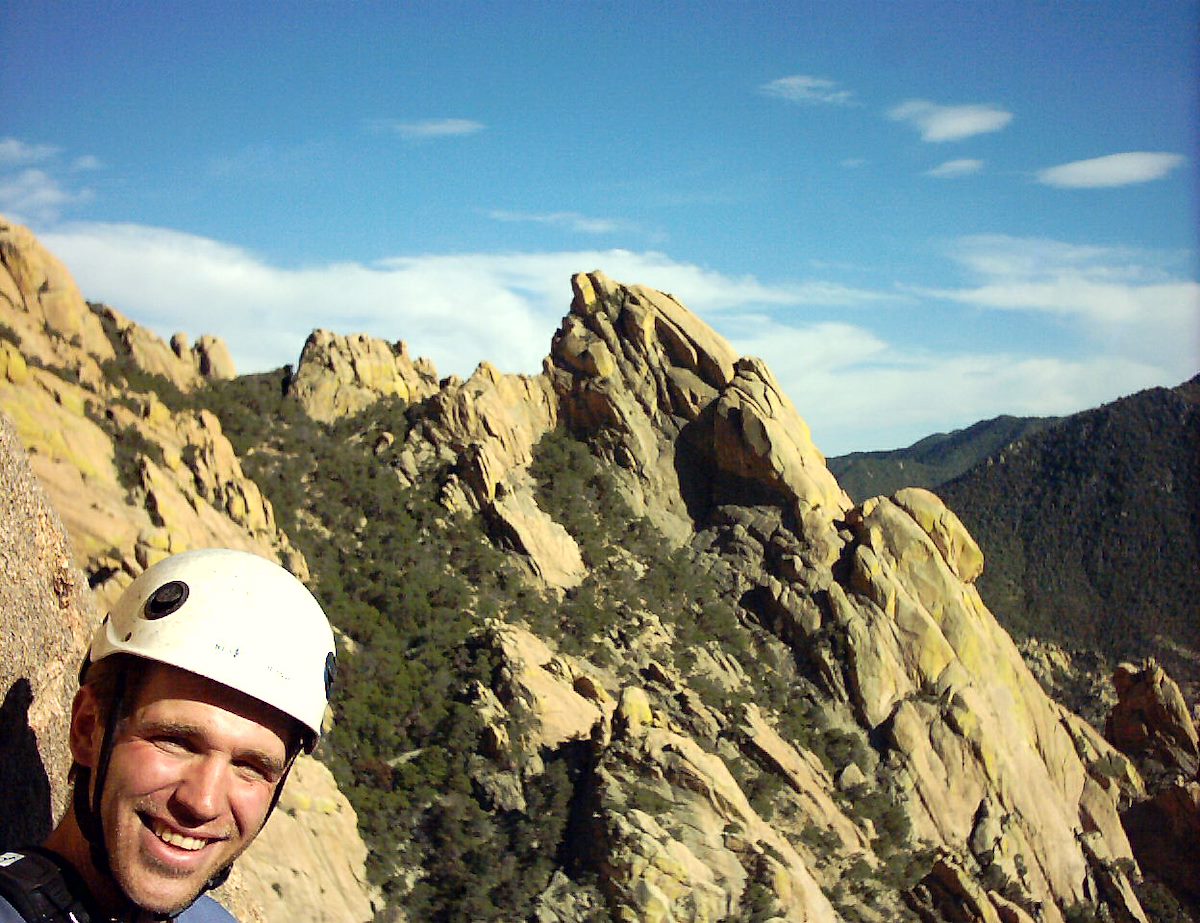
{"left": 832, "top": 379, "right": 1200, "bottom": 696}
{"left": 828, "top": 414, "right": 1060, "bottom": 504}
{"left": 938, "top": 376, "right": 1200, "bottom": 692}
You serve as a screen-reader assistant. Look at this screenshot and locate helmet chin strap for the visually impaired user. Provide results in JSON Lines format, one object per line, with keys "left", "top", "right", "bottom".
{"left": 74, "top": 669, "right": 126, "bottom": 887}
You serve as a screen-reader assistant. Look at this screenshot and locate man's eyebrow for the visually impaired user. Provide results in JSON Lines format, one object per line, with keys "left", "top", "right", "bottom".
{"left": 136, "top": 720, "right": 288, "bottom": 775}
{"left": 137, "top": 718, "right": 205, "bottom": 740}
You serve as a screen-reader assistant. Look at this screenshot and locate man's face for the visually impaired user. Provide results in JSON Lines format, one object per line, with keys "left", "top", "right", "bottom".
{"left": 75, "top": 663, "right": 294, "bottom": 915}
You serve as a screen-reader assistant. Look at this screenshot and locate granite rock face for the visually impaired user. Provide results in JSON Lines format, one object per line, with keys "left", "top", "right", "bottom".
{"left": 2, "top": 219, "right": 1169, "bottom": 923}
{"left": 0, "top": 215, "right": 302, "bottom": 606}
{"left": 0, "top": 216, "right": 375, "bottom": 923}
{"left": 0, "top": 412, "right": 97, "bottom": 847}
{"left": 289, "top": 329, "right": 440, "bottom": 423}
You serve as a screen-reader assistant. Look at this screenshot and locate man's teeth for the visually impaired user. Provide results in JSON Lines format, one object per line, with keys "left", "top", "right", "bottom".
{"left": 153, "top": 821, "right": 207, "bottom": 851}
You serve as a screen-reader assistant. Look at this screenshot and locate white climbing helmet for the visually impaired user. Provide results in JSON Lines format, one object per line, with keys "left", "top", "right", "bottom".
{"left": 88, "top": 548, "right": 336, "bottom": 751}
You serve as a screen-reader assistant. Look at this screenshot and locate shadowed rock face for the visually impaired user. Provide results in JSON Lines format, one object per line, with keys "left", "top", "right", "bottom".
{"left": 2, "top": 219, "right": 1167, "bottom": 923}
{"left": 1107, "top": 658, "right": 1199, "bottom": 778}
{"left": 0, "top": 413, "right": 96, "bottom": 847}
{"left": 1106, "top": 659, "right": 1200, "bottom": 915}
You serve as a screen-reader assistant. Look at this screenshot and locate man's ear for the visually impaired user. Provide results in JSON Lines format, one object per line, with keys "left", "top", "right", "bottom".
{"left": 69, "top": 685, "right": 104, "bottom": 770}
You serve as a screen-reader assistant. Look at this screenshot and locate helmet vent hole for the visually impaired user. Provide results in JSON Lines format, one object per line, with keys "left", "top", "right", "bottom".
{"left": 145, "top": 580, "right": 190, "bottom": 620}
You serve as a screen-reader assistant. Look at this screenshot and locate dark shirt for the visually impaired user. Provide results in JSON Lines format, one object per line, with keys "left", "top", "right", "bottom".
{"left": 0, "top": 849, "right": 237, "bottom": 922}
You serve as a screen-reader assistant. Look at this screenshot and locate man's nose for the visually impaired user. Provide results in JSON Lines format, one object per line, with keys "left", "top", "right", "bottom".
{"left": 172, "top": 755, "right": 228, "bottom": 823}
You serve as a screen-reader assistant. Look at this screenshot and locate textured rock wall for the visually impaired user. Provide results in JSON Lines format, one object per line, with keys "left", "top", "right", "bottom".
{"left": 0, "top": 217, "right": 375, "bottom": 923}
{"left": 0, "top": 411, "right": 97, "bottom": 847}
{"left": 0, "top": 214, "right": 303, "bottom": 606}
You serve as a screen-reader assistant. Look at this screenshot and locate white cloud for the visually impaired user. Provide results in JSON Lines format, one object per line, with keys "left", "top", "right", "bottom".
{"left": 916, "top": 234, "right": 1200, "bottom": 371}
{"left": 487, "top": 210, "right": 626, "bottom": 235}
{"left": 888, "top": 100, "right": 1013, "bottom": 142}
{"left": 925, "top": 159, "right": 983, "bottom": 178}
{"left": 39, "top": 223, "right": 896, "bottom": 383}
{"left": 71, "top": 154, "right": 104, "bottom": 171}
{"left": 1036, "top": 152, "right": 1186, "bottom": 188}
{"left": 0, "top": 139, "right": 60, "bottom": 166}
{"left": 795, "top": 351, "right": 1169, "bottom": 456}
{"left": 760, "top": 75, "right": 856, "bottom": 106}
{"left": 0, "top": 169, "right": 93, "bottom": 224}
{"left": 375, "top": 118, "right": 485, "bottom": 140}
{"left": 721, "top": 313, "right": 1168, "bottom": 455}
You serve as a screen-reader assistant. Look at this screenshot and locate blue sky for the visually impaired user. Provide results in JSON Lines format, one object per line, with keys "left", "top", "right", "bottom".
{"left": 2, "top": 1, "right": 1196, "bottom": 454}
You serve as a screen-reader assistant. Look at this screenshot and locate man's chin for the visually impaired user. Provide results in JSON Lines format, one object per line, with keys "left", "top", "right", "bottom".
{"left": 120, "top": 856, "right": 229, "bottom": 916}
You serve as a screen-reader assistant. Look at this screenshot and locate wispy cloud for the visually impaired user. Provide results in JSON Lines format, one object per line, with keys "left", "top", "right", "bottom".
{"left": 40, "top": 222, "right": 896, "bottom": 386}
{"left": 915, "top": 234, "right": 1199, "bottom": 372}
{"left": 487, "top": 210, "right": 627, "bottom": 235}
{"left": 760, "top": 75, "right": 856, "bottom": 106}
{"left": 925, "top": 159, "right": 983, "bottom": 178}
{"left": 0, "top": 139, "right": 61, "bottom": 166}
{"left": 733, "top": 309, "right": 1170, "bottom": 454}
{"left": 888, "top": 100, "right": 1013, "bottom": 142}
{"left": 372, "top": 118, "right": 485, "bottom": 140}
{"left": 1036, "top": 152, "right": 1186, "bottom": 188}
{"left": 0, "top": 169, "right": 93, "bottom": 224}
{"left": 71, "top": 154, "right": 104, "bottom": 172}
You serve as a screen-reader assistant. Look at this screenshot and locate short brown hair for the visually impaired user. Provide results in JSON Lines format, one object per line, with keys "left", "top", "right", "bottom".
{"left": 68, "top": 653, "right": 151, "bottom": 782}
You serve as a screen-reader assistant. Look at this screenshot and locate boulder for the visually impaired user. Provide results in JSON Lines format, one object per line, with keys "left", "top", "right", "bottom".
{"left": 1106, "top": 658, "right": 1199, "bottom": 777}
{"left": 289, "top": 329, "right": 439, "bottom": 423}
{"left": 0, "top": 412, "right": 97, "bottom": 846}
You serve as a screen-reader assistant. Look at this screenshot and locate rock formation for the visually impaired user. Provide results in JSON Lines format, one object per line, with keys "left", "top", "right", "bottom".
{"left": 1107, "top": 659, "right": 1199, "bottom": 778}
{"left": 0, "top": 214, "right": 303, "bottom": 606}
{"left": 0, "top": 216, "right": 375, "bottom": 923}
{"left": 1106, "top": 660, "right": 1200, "bottom": 915}
{"left": 3, "top": 220, "right": 1178, "bottom": 922}
{"left": 0, "top": 412, "right": 97, "bottom": 846}
{"left": 289, "top": 329, "right": 439, "bottom": 423}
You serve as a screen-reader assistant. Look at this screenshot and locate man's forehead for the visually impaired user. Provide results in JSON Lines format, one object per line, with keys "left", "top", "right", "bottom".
{"left": 130, "top": 661, "right": 298, "bottom": 747}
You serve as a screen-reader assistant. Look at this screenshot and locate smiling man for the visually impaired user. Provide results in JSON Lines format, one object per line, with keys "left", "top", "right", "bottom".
{"left": 0, "top": 549, "right": 336, "bottom": 922}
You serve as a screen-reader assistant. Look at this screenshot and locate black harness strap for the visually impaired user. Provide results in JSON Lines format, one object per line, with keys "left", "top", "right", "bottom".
{"left": 0, "top": 848, "right": 96, "bottom": 922}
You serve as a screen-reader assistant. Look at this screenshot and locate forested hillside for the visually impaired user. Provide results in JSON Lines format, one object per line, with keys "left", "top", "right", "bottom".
{"left": 828, "top": 415, "right": 1059, "bottom": 504}
{"left": 939, "top": 377, "right": 1200, "bottom": 697}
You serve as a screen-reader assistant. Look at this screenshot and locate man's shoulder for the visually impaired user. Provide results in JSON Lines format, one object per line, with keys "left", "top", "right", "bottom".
{"left": 0, "top": 892, "right": 26, "bottom": 923}
{"left": 178, "top": 894, "right": 239, "bottom": 922}
{"left": 0, "top": 888, "right": 237, "bottom": 922}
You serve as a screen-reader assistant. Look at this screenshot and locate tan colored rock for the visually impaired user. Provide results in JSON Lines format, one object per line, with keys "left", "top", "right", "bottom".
{"left": 479, "top": 623, "right": 606, "bottom": 753}
{"left": 1106, "top": 658, "right": 1199, "bottom": 775}
{"left": 597, "top": 725, "right": 840, "bottom": 922}
{"left": 738, "top": 704, "right": 869, "bottom": 852}
{"left": 404, "top": 362, "right": 580, "bottom": 587}
{"left": 289, "top": 329, "right": 439, "bottom": 423}
{"left": 227, "top": 755, "right": 378, "bottom": 923}
{"left": 0, "top": 215, "right": 114, "bottom": 365}
{"left": 712, "top": 358, "right": 849, "bottom": 519}
{"left": 837, "top": 492, "right": 1143, "bottom": 921}
{"left": 0, "top": 411, "right": 98, "bottom": 846}
{"left": 94, "top": 304, "right": 209, "bottom": 391}
{"left": 194, "top": 334, "right": 236, "bottom": 380}
{"left": 549, "top": 271, "right": 743, "bottom": 542}
{"left": 907, "top": 856, "right": 1039, "bottom": 923}
{"left": 892, "top": 487, "right": 984, "bottom": 582}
